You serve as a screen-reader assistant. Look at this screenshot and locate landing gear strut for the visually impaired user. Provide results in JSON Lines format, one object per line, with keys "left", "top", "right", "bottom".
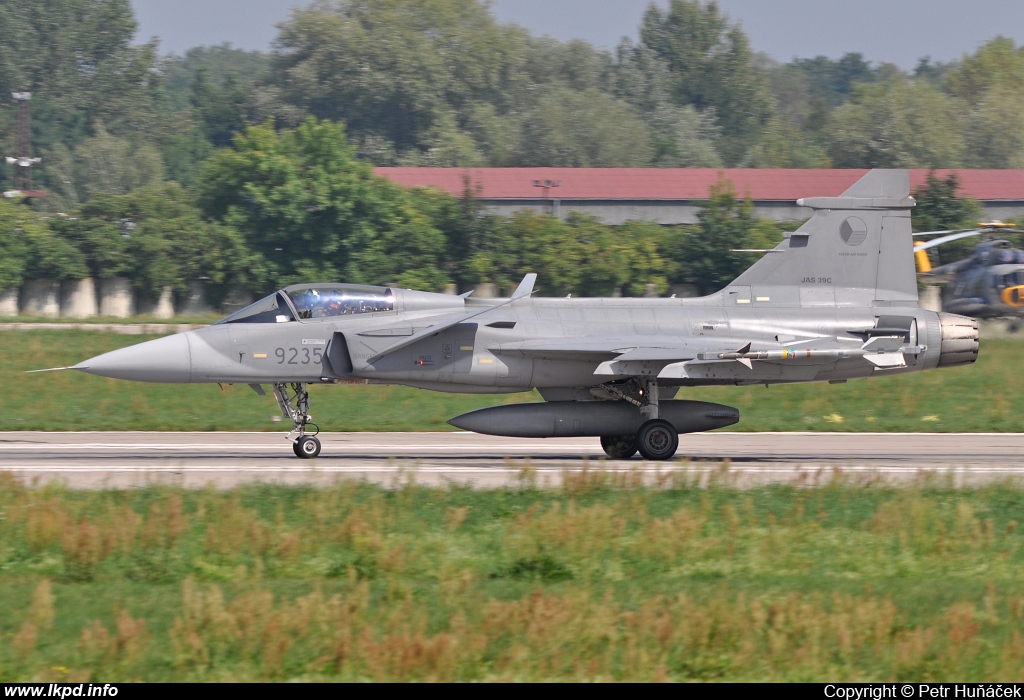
{"left": 273, "top": 382, "right": 321, "bottom": 459}
{"left": 598, "top": 378, "right": 679, "bottom": 461}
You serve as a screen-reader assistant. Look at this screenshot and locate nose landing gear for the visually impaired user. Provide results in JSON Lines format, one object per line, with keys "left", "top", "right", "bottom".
{"left": 293, "top": 435, "right": 322, "bottom": 458}
{"left": 273, "top": 382, "right": 321, "bottom": 458}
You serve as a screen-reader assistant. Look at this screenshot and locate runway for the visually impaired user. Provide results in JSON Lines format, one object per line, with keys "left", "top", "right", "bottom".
{"left": 2, "top": 431, "right": 1023, "bottom": 488}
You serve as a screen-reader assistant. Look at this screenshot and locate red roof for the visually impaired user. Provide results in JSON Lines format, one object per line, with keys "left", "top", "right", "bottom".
{"left": 376, "top": 168, "right": 1024, "bottom": 202}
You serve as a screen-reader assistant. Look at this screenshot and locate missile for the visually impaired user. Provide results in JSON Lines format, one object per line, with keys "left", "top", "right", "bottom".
{"left": 696, "top": 337, "right": 919, "bottom": 369}
{"left": 449, "top": 400, "right": 739, "bottom": 438}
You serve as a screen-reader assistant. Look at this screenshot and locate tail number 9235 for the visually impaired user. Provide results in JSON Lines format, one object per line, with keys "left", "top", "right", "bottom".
{"left": 275, "top": 347, "right": 324, "bottom": 365}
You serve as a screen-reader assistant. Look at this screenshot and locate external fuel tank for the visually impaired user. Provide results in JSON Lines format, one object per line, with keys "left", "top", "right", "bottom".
{"left": 449, "top": 400, "right": 739, "bottom": 438}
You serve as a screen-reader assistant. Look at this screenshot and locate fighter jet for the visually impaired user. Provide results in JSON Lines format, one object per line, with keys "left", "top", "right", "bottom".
{"left": 59, "top": 169, "right": 979, "bottom": 460}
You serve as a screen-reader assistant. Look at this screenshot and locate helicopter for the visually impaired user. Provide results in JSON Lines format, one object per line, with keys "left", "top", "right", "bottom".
{"left": 913, "top": 222, "right": 1024, "bottom": 324}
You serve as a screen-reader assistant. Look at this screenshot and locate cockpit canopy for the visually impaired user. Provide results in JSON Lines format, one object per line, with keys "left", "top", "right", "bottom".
{"left": 284, "top": 284, "right": 395, "bottom": 319}
{"left": 216, "top": 284, "right": 395, "bottom": 324}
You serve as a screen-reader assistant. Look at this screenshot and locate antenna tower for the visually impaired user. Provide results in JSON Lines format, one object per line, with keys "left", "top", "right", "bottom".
{"left": 4, "top": 92, "right": 43, "bottom": 198}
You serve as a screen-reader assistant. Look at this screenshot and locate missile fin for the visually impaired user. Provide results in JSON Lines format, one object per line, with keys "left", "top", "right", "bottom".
{"left": 865, "top": 353, "right": 906, "bottom": 369}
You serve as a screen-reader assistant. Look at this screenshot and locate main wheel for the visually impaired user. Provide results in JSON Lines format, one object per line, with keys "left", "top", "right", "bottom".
{"left": 295, "top": 435, "right": 321, "bottom": 459}
{"left": 636, "top": 420, "right": 678, "bottom": 461}
{"left": 292, "top": 440, "right": 302, "bottom": 457}
{"left": 600, "top": 435, "right": 638, "bottom": 459}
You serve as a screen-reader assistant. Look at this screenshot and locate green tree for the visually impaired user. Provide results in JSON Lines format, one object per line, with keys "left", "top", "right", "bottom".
{"left": 611, "top": 41, "right": 722, "bottom": 167}
{"left": 398, "top": 183, "right": 496, "bottom": 289}
{"left": 963, "top": 85, "right": 1024, "bottom": 168}
{"left": 912, "top": 172, "right": 982, "bottom": 233}
{"left": 828, "top": 79, "right": 965, "bottom": 168}
{"left": 461, "top": 102, "right": 524, "bottom": 167}
{"left": 911, "top": 172, "right": 983, "bottom": 265}
{"left": 763, "top": 53, "right": 882, "bottom": 158}
{"left": 945, "top": 37, "right": 1024, "bottom": 103}
{"left": 190, "top": 67, "right": 254, "bottom": 148}
{"left": 789, "top": 53, "right": 878, "bottom": 107}
{"left": 159, "top": 128, "right": 215, "bottom": 188}
{"left": 517, "top": 88, "right": 652, "bottom": 167}
{"left": 0, "top": 200, "right": 33, "bottom": 289}
{"left": 57, "top": 184, "right": 252, "bottom": 302}
{"left": 639, "top": 0, "right": 775, "bottom": 165}
{"left": 19, "top": 215, "right": 88, "bottom": 282}
{"left": 914, "top": 56, "right": 953, "bottom": 86}
{"left": 199, "top": 118, "right": 452, "bottom": 292}
{"left": 575, "top": 217, "right": 669, "bottom": 297}
{"left": 669, "top": 181, "right": 768, "bottom": 295}
{"left": 48, "top": 213, "right": 130, "bottom": 281}
{"left": 0, "top": 1, "right": 162, "bottom": 180}
{"left": 345, "top": 196, "right": 452, "bottom": 290}
{"left": 73, "top": 124, "right": 166, "bottom": 200}
{"left": 270, "top": 0, "right": 531, "bottom": 156}
{"left": 466, "top": 211, "right": 584, "bottom": 296}
{"left": 523, "top": 37, "right": 611, "bottom": 94}
{"left": 742, "top": 113, "right": 830, "bottom": 168}
{"left": 940, "top": 38, "right": 1024, "bottom": 168}
{"left": 160, "top": 44, "right": 270, "bottom": 112}
{"left": 395, "top": 111, "right": 486, "bottom": 167}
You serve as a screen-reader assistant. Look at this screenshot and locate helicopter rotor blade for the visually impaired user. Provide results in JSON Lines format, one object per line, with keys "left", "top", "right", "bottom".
{"left": 912, "top": 228, "right": 979, "bottom": 238}
{"left": 913, "top": 230, "right": 987, "bottom": 252}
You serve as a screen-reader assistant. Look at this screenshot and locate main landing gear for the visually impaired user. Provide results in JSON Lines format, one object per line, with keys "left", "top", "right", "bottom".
{"left": 273, "top": 382, "right": 321, "bottom": 459}
{"left": 598, "top": 379, "right": 679, "bottom": 461}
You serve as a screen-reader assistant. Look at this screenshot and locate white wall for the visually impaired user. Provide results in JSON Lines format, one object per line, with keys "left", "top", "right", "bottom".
{"left": 98, "top": 278, "right": 135, "bottom": 318}
{"left": 21, "top": 280, "right": 60, "bottom": 317}
{"left": 60, "top": 278, "right": 98, "bottom": 318}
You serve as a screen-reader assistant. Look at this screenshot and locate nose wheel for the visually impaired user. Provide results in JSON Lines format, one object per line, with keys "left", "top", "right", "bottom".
{"left": 293, "top": 435, "right": 321, "bottom": 459}
{"left": 273, "top": 382, "right": 321, "bottom": 459}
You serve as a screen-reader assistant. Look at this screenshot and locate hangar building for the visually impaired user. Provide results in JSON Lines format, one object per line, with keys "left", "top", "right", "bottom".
{"left": 377, "top": 168, "right": 1024, "bottom": 225}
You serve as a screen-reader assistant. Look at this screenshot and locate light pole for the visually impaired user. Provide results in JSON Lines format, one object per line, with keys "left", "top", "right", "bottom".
{"left": 532, "top": 178, "right": 561, "bottom": 217}
{"left": 4, "top": 92, "right": 43, "bottom": 199}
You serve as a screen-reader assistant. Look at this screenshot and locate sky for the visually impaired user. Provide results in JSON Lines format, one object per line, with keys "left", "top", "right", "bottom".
{"left": 131, "top": 0, "right": 1024, "bottom": 69}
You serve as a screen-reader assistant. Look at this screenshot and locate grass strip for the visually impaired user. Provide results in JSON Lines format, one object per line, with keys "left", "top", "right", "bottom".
{"left": 2, "top": 475, "right": 1024, "bottom": 680}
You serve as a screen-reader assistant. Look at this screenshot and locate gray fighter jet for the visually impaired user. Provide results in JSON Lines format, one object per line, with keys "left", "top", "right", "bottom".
{"left": 62, "top": 169, "right": 979, "bottom": 459}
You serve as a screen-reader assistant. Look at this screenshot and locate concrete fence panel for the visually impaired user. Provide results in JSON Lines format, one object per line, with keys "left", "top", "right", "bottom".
{"left": 60, "top": 278, "right": 98, "bottom": 318}
{"left": 919, "top": 285, "right": 942, "bottom": 312}
{"left": 180, "top": 280, "right": 212, "bottom": 316}
{"left": 21, "top": 279, "right": 60, "bottom": 317}
{"left": 220, "top": 286, "right": 252, "bottom": 315}
{"left": 0, "top": 288, "right": 18, "bottom": 316}
{"left": 138, "top": 286, "right": 175, "bottom": 319}
{"left": 98, "top": 277, "right": 135, "bottom": 318}
{"left": 474, "top": 283, "right": 496, "bottom": 298}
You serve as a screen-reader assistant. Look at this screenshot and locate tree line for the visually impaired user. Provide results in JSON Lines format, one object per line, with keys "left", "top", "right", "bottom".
{"left": 4, "top": 0, "right": 1024, "bottom": 211}
{"left": 0, "top": 0, "right": 1012, "bottom": 304}
{"left": 0, "top": 118, "right": 792, "bottom": 303}
{"left": 0, "top": 119, "right": 988, "bottom": 307}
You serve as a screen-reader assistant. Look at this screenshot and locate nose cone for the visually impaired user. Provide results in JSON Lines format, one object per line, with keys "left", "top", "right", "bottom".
{"left": 74, "top": 333, "right": 192, "bottom": 383}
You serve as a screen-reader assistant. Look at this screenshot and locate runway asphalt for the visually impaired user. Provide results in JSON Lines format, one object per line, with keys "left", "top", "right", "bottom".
{"left": 2, "top": 431, "right": 1023, "bottom": 489}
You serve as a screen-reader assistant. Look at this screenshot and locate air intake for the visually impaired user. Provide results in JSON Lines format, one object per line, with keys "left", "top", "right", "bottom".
{"left": 937, "top": 313, "right": 980, "bottom": 368}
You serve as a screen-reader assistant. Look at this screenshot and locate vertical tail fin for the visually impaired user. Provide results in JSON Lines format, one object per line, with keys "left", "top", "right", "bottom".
{"left": 728, "top": 169, "right": 917, "bottom": 307}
